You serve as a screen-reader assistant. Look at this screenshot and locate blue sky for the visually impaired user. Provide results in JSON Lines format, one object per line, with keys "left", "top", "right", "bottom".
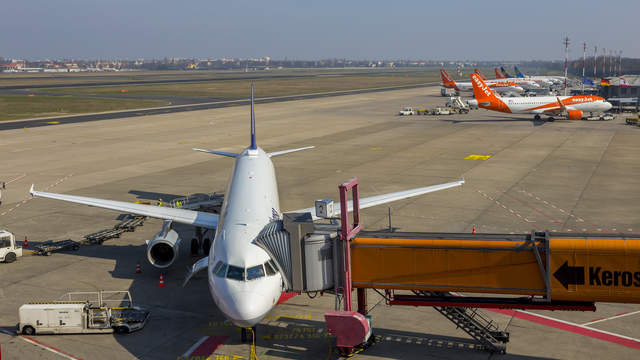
{"left": 1, "top": 0, "right": 637, "bottom": 60}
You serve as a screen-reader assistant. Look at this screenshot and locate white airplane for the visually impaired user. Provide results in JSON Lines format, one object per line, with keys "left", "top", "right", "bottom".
{"left": 504, "top": 66, "right": 560, "bottom": 87}
{"left": 440, "top": 69, "right": 537, "bottom": 95}
{"left": 469, "top": 73, "right": 612, "bottom": 121}
{"left": 30, "top": 84, "right": 464, "bottom": 338}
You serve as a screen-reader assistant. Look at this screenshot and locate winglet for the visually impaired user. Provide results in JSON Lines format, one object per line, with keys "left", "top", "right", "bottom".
{"left": 556, "top": 97, "right": 566, "bottom": 110}
{"left": 29, "top": 184, "right": 35, "bottom": 196}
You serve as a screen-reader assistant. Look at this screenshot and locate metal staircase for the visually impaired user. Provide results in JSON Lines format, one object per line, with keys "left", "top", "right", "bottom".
{"left": 419, "top": 291, "right": 509, "bottom": 353}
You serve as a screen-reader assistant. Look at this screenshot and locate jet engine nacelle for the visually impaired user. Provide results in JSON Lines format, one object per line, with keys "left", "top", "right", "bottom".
{"left": 567, "top": 109, "right": 582, "bottom": 120}
{"left": 147, "top": 229, "right": 181, "bottom": 268}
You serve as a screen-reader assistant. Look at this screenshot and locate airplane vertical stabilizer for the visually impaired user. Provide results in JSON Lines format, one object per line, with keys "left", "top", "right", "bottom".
{"left": 250, "top": 82, "right": 257, "bottom": 150}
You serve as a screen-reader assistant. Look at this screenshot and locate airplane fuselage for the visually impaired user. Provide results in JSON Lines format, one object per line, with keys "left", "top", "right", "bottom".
{"left": 482, "top": 95, "right": 612, "bottom": 114}
{"left": 208, "top": 147, "right": 284, "bottom": 327}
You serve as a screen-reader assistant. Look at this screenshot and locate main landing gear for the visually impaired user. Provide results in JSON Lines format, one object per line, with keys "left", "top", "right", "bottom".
{"left": 191, "top": 227, "right": 211, "bottom": 256}
{"left": 534, "top": 114, "right": 541, "bottom": 121}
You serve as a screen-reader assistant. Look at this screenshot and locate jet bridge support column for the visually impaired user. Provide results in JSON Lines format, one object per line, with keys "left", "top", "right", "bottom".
{"left": 324, "top": 178, "right": 372, "bottom": 357}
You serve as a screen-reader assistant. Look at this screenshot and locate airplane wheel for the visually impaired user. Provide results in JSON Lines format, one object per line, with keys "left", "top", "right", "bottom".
{"left": 534, "top": 114, "right": 541, "bottom": 120}
{"left": 190, "top": 238, "right": 199, "bottom": 256}
{"left": 203, "top": 238, "right": 211, "bottom": 255}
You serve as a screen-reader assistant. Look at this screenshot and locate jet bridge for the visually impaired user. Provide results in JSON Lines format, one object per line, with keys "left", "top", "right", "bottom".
{"left": 255, "top": 177, "right": 640, "bottom": 355}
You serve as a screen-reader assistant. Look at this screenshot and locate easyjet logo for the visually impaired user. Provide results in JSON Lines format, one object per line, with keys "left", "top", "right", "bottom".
{"left": 472, "top": 76, "right": 492, "bottom": 97}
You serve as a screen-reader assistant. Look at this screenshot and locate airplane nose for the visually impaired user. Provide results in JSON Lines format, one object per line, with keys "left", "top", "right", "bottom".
{"left": 225, "top": 291, "right": 270, "bottom": 327}
{"left": 603, "top": 102, "right": 612, "bottom": 111}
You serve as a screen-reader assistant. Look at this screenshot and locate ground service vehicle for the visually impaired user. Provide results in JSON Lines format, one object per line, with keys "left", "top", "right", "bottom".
{"left": 19, "top": 291, "right": 149, "bottom": 335}
{"left": 399, "top": 107, "right": 417, "bottom": 115}
{"left": 0, "top": 230, "right": 22, "bottom": 263}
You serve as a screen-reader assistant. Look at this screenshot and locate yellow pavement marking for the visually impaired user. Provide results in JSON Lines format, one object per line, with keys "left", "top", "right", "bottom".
{"left": 369, "top": 147, "right": 383, "bottom": 151}
{"left": 465, "top": 154, "right": 491, "bottom": 160}
{"left": 46, "top": 121, "right": 60, "bottom": 124}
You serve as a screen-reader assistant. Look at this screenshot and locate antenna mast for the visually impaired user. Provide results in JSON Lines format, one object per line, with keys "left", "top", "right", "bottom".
{"left": 563, "top": 36, "right": 570, "bottom": 96}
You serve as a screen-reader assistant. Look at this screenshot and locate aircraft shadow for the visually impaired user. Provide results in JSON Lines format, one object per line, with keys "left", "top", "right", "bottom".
{"left": 128, "top": 190, "right": 185, "bottom": 202}
{"left": 211, "top": 317, "right": 555, "bottom": 360}
{"left": 440, "top": 118, "right": 547, "bottom": 126}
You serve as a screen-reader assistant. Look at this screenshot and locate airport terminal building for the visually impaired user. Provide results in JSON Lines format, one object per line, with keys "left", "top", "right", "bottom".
{"left": 600, "top": 75, "right": 640, "bottom": 98}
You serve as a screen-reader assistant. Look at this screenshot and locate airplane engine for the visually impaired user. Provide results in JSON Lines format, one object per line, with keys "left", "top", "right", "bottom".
{"left": 147, "top": 229, "right": 181, "bottom": 268}
{"left": 567, "top": 110, "right": 582, "bottom": 120}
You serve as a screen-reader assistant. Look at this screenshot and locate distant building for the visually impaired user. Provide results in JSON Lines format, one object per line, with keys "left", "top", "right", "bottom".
{"left": 600, "top": 75, "right": 640, "bottom": 98}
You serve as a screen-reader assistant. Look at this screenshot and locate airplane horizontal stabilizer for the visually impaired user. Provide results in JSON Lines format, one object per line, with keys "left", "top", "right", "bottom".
{"left": 30, "top": 186, "right": 219, "bottom": 229}
{"left": 192, "top": 148, "right": 239, "bottom": 158}
{"left": 268, "top": 146, "right": 315, "bottom": 157}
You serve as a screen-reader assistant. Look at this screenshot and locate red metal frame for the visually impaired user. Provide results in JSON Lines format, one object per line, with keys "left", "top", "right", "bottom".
{"left": 339, "top": 178, "right": 361, "bottom": 312}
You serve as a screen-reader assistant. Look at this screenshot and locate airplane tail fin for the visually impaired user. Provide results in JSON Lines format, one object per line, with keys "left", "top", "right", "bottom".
{"left": 494, "top": 67, "right": 506, "bottom": 79}
{"left": 250, "top": 82, "right": 257, "bottom": 150}
{"left": 470, "top": 73, "right": 500, "bottom": 107}
{"left": 500, "top": 66, "right": 512, "bottom": 78}
{"left": 440, "top": 69, "right": 458, "bottom": 90}
{"left": 514, "top": 66, "right": 526, "bottom": 78}
{"left": 474, "top": 68, "right": 488, "bottom": 80}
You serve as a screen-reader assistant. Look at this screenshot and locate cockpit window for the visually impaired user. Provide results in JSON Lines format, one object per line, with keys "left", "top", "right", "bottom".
{"left": 226, "top": 265, "right": 245, "bottom": 281}
{"left": 247, "top": 265, "right": 265, "bottom": 280}
{"left": 264, "top": 260, "right": 277, "bottom": 276}
{"left": 213, "top": 261, "right": 227, "bottom": 277}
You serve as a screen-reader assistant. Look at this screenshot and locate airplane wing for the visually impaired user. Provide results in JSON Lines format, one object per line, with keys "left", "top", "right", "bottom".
{"left": 292, "top": 179, "right": 464, "bottom": 220}
{"left": 30, "top": 185, "right": 219, "bottom": 229}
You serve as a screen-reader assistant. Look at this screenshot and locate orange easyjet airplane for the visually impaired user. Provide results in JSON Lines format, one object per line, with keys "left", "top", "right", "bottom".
{"left": 469, "top": 73, "right": 612, "bottom": 121}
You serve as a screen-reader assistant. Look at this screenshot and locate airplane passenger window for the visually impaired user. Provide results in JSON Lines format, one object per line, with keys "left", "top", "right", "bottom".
{"left": 247, "top": 265, "right": 266, "bottom": 280}
{"left": 226, "top": 265, "right": 245, "bottom": 281}
{"left": 264, "top": 261, "right": 276, "bottom": 276}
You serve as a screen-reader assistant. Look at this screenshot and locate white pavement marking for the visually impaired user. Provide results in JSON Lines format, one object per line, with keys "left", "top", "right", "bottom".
{"left": 477, "top": 190, "right": 535, "bottom": 223}
{"left": 0, "top": 174, "right": 72, "bottom": 217}
{"left": 182, "top": 336, "right": 209, "bottom": 358}
{"left": 6, "top": 173, "right": 27, "bottom": 185}
{"left": 0, "top": 327, "right": 81, "bottom": 360}
{"left": 582, "top": 310, "right": 640, "bottom": 326}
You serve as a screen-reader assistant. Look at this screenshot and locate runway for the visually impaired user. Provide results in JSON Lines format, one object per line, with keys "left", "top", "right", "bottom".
{"left": 0, "top": 83, "right": 435, "bottom": 131}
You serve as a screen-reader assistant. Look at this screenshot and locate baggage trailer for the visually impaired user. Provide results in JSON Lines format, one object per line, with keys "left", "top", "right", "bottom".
{"left": 114, "top": 216, "right": 145, "bottom": 232}
{"left": 33, "top": 239, "right": 80, "bottom": 256}
{"left": 83, "top": 228, "right": 123, "bottom": 245}
{"left": 19, "top": 290, "right": 149, "bottom": 335}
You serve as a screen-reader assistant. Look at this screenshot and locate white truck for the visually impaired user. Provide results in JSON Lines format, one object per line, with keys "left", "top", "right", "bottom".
{"left": 0, "top": 230, "right": 22, "bottom": 263}
{"left": 19, "top": 291, "right": 149, "bottom": 335}
{"left": 398, "top": 107, "right": 417, "bottom": 116}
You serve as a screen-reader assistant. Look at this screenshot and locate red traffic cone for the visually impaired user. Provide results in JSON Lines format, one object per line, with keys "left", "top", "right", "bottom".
{"left": 158, "top": 273, "right": 165, "bottom": 287}
{"left": 472, "top": 225, "right": 476, "bottom": 234}
{"left": 24, "top": 236, "right": 29, "bottom": 248}
{"left": 136, "top": 262, "right": 141, "bottom": 274}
